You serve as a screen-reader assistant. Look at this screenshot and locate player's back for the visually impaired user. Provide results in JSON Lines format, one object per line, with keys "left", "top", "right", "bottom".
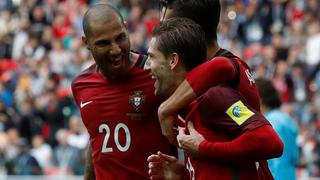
{"left": 183, "top": 85, "right": 271, "bottom": 180}
{"left": 186, "top": 48, "right": 260, "bottom": 112}
{"left": 216, "top": 49, "right": 260, "bottom": 111}
{"left": 71, "top": 57, "right": 172, "bottom": 179}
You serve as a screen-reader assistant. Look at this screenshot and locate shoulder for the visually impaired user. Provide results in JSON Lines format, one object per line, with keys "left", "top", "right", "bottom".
{"left": 198, "top": 86, "right": 242, "bottom": 113}
{"left": 203, "top": 86, "right": 241, "bottom": 104}
{"left": 71, "top": 63, "right": 96, "bottom": 88}
{"left": 130, "top": 51, "right": 148, "bottom": 69}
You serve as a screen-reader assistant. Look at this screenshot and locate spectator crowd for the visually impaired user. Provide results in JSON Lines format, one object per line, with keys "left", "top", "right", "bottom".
{"left": 0, "top": 0, "right": 319, "bottom": 178}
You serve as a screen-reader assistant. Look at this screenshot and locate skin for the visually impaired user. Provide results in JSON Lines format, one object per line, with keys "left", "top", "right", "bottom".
{"left": 177, "top": 121, "right": 204, "bottom": 158}
{"left": 84, "top": 146, "right": 95, "bottom": 180}
{"left": 146, "top": 37, "right": 188, "bottom": 145}
{"left": 158, "top": 7, "right": 220, "bottom": 143}
{"left": 148, "top": 5, "right": 283, "bottom": 180}
{"left": 147, "top": 38, "right": 180, "bottom": 97}
{"left": 147, "top": 151, "right": 185, "bottom": 180}
{"left": 82, "top": 11, "right": 138, "bottom": 81}
{"left": 145, "top": 19, "right": 209, "bottom": 175}
{"left": 81, "top": 5, "right": 140, "bottom": 179}
{"left": 146, "top": 36, "right": 189, "bottom": 180}
{"left": 147, "top": 6, "right": 243, "bottom": 179}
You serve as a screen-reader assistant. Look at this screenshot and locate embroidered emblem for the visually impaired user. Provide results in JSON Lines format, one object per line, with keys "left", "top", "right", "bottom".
{"left": 129, "top": 91, "right": 145, "bottom": 112}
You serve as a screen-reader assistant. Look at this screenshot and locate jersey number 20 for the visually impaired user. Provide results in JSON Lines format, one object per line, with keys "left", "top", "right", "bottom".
{"left": 99, "top": 123, "right": 131, "bottom": 153}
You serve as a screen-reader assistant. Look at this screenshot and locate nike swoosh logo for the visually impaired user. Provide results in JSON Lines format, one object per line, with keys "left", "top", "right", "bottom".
{"left": 80, "top": 101, "right": 93, "bottom": 108}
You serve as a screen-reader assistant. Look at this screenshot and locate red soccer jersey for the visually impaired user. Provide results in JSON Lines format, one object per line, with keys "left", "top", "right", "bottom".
{"left": 186, "top": 48, "right": 260, "bottom": 111}
{"left": 184, "top": 85, "right": 272, "bottom": 180}
{"left": 71, "top": 55, "right": 172, "bottom": 180}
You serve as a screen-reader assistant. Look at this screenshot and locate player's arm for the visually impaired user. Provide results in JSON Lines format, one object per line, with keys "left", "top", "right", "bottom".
{"left": 158, "top": 57, "right": 235, "bottom": 140}
{"left": 84, "top": 145, "right": 95, "bottom": 180}
{"left": 177, "top": 122, "right": 283, "bottom": 163}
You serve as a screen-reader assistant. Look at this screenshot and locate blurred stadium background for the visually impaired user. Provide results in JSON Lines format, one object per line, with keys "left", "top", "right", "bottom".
{"left": 0, "top": 0, "right": 319, "bottom": 179}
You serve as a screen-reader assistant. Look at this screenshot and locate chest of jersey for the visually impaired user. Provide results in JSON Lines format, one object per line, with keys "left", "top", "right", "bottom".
{"left": 72, "top": 65, "right": 172, "bottom": 179}
{"left": 77, "top": 71, "right": 158, "bottom": 133}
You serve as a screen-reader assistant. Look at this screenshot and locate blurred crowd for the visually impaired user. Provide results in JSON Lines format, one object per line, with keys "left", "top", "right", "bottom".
{"left": 0, "top": 0, "right": 319, "bottom": 177}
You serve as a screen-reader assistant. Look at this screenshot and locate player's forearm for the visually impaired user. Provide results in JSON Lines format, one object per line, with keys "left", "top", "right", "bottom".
{"left": 84, "top": 145, "right": 95, "bottom": 180}
{"left": 198, "top": 125, "right": 283, "bottom": 163}
{"left": 158, "top": 80, "right": 196, "bottom": 118}
{"left": 185, "top": 57, "right": 235, "bottom": 96}
{"left": 159, "top": 58, "right": 235, "bottom": 119}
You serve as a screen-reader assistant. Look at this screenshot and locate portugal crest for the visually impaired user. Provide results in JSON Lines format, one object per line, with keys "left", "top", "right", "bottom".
{"left": 129, "top": 91, "right": 145, "bottom": 112}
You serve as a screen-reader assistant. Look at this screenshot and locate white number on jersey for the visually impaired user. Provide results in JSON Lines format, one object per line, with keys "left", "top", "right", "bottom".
{"left": 99, "top": 123, "right": 131, "bottom": 153}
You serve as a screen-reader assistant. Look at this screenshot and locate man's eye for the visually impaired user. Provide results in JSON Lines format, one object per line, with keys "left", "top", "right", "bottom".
{"left": 117, "top": 34, "right": 127, "bottom": 42}
{"left": 96, "top": 41, "right": 110, "bottom": 46}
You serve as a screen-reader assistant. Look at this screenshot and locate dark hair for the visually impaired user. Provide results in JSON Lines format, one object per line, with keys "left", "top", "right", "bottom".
{"left": 83, "top": 4, "right": 125, "bottom": 37}
{"left": 152, "top": 17, "right": 206, "bottom": 71}
{"left": 164, "top": 0, "right": 220, "bottom": 44}
{"left": 256, "top": 78, "right": 282, "bottom": 109}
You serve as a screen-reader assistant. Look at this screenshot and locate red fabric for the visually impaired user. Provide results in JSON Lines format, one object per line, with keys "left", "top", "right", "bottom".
{"left": 182, "top": 85, "right": 281, "bottom": 180}
{"left": 186, "top": 56, "right": 235, "bottom": 96}
{"left": 71, "top": 54, "right": 173, "bottom": 180}
{"left": 197, "top": 85, "right": 269, "bottom": 136}
{"left": 198, "top": 125, "right": 282, "bottom": 180}
{"left": 144, "top": 19, "right": 160, "bottom": 37}
{"left": 186, "top": 49, "right": 261, "bottom": 112}
{"left": 199, "top": 125, "right": 283, "bottom": 163}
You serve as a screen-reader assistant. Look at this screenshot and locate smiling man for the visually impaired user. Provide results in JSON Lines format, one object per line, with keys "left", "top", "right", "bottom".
{"left": 146, "top": 17, "right": 283, "bottom": 180}
{"left": 71, "top": 4, "right": 173, "bottom": 180}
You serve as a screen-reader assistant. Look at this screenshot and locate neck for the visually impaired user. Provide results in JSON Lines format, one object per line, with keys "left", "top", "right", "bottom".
{"left": 206, "top": 41, "right": 220, "bottom": 60}
{"left": 260, "top": 105, "right": 270, "bottom": 114}
{"left": 100, "top": 52, "right": 138, "bottom": 82}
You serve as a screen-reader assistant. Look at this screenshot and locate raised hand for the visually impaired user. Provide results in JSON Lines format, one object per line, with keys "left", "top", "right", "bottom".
{"left": 147, "top": 151, "right": 184, "bottom": 180}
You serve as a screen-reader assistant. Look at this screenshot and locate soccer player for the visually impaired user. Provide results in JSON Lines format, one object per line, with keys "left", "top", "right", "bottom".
{"left": 157, "top": 0, "right": 260, "bottom": 146}
{"left": 146, "top": 18, "right": 283, "bottom": 180}
{"left": 152, "top": 1, "right": 282, "bottom": 178}
{"left": 257, "top": 78, "right": 299, "bottom": 180}
{"left": 71, "top": 4, "right": 173, "bottom": 180}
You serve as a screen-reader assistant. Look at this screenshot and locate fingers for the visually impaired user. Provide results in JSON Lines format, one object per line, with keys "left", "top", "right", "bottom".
{"left": 148, "top": 162, "right": 164, "bottom": 177}
{"left": 176, "top": 127, "right": 186, "bottom": 147}
{"left": 147, "top": 154, "right": 162, "bottom": 162}
{"left": 187, "top": 121, "right": 195, "bottom": 133}
{"left": 148, "top": 153, "right": 165, "bottom": 180}
{"left": 158, "top": 151, "right": 178, "bottom": 163}
{"left": 150, "top": 175, "right": 164, "bottom": 180}
{"left": 175, "top": 115, "right": 185, "bottom": 127}
{"left": 147, "top": 151, "right": 178, "bottom": 180}
{"left": 177, "top": 126, "right": 186, "bottom": 136}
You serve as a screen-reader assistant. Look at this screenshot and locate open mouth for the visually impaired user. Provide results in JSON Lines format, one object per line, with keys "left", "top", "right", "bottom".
{"left": 110, "top": 56, "right": 122, "bottom": 68}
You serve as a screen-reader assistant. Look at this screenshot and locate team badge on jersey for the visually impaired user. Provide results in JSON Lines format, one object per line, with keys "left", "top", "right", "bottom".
{"left": 129, "top": 91, "right": 145, "bottom": 112}
{"left": 226, "top": 100, "right": 254, "bottom": 125}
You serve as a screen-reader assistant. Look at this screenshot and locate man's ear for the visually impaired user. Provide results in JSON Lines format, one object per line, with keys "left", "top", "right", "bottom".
{"left": 169, "top": 52, "right": 179, "bottom": 70}
{"left": 82, "top": 36, "right": 89, "bottom": 50}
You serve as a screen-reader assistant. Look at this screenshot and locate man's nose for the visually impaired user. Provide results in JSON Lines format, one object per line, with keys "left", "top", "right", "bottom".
{"left": 110, "top": 42, "right": 121, "bottom": 55}
{"left": 144, "top": 57, "right": 151, "bottom": 71}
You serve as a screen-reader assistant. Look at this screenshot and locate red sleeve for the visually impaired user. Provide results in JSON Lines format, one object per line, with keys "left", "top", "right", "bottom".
{"left": 186, "top": 57, "right": 236, "bottom": 96}
{"left": 198, "top": 125, "right": 283, "bottom": 163}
